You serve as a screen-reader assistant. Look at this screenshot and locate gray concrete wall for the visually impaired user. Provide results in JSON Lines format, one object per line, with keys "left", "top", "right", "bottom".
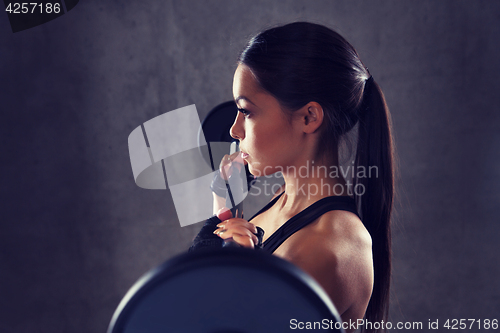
{"left": 1, "top": 1, "right": 499, "bottom": 332}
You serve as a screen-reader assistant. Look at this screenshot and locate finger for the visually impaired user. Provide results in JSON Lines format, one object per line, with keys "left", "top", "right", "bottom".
{"left": 215, "top": 226, "right": 258, "bottom": 245}
{"left": 219, "top": 154, "right": 234, "bottom": 169}
{"left": 220, "top": 152, "right": 245, "bottom": 167}
{"left": 219, "top": 155, "right": 233, "bottom": 180}
{"left": 231, "top": 233, "right": 255, "bottom": 249}
{"left": 230, "top": 151, "right": 246, "bottom": 166}
{"left": 217, "top": 219, "right": 257, "bottom": 234}
{"left": 214, "top": 225, "right": 252, "bottom": 238}
{"left": 220, "top": 164, "right": 231, "bottom": 180}
{"left": 219, "top": 153, "right": 246, "bottom": 180}
{"left": 216, "top": 207, "right": 232, "bottom": 221}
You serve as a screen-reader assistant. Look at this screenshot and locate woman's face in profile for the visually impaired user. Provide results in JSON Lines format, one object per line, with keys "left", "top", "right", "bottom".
{"left": 231, "top": 64, "right": 302, "bottom": 177}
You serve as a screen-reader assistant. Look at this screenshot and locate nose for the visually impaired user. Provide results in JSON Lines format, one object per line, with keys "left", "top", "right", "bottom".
{"left": 229, "top": 112, "right": 244, "bottom": 141}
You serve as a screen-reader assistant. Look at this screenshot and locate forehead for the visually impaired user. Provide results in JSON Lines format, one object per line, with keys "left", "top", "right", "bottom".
{"left": 232, "top": 64, "right": 261, "bottom": 99}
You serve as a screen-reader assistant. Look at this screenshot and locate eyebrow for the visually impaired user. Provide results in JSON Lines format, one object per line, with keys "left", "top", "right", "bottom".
{"left": 234, "top": 96, "right": 256, "bottom": 107}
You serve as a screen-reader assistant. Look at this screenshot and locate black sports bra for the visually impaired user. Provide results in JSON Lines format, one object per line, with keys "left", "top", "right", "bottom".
{"left": 249, "top": 192, "right": 360, "bottom": 253}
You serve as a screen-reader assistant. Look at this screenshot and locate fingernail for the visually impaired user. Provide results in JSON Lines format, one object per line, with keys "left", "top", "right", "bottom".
{"left": 213, "top": 228, "right": 226, "bottom": 236}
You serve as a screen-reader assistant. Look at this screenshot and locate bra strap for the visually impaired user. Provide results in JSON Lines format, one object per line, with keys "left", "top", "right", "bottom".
{"left": 263, "top": 196, "right": 359, "bottom": 254}
{"left": 248, "top": 191, "right": 284, "bottom": 222}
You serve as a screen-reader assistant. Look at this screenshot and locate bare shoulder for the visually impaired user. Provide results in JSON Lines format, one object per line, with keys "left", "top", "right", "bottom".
{"left": 316, "top": 210, "right": 373, "bottom": 256}
{"left": 275, "top": 209, "right": 373, "bottom": 318}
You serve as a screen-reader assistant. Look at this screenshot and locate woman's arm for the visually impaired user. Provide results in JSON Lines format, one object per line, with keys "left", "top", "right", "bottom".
{"left": 212, "top": 152, "right": 247, "bottom": 214}
{"left": 275, "top": 210, "right": 374, "bottom": 331}
{"left": 213, "top": 193, "right": 226, "bottom": 215}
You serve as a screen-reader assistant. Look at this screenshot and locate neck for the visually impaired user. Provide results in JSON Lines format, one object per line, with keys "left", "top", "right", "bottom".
{"left": 278, "top": 157, "right": 348, "bottom": 212}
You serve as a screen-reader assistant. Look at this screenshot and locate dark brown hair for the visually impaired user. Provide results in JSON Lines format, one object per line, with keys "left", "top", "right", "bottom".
{"left": 239, "top": 22, "right": 394, "bottom": 332}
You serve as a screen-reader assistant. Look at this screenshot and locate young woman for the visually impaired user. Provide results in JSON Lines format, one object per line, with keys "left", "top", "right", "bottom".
{"left": 193, "top": 22, "right": 395, "bottom": 333}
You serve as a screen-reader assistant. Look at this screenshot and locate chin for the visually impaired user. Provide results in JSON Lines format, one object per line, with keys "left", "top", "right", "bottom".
{"left": 247, "top": 163, "right": 259, "bottom": 177}
{"left": 247, "top": 163, "right": 263, "bottom": 178}
{"left": 248, "top": 162, "right": 276, "bottom": 178}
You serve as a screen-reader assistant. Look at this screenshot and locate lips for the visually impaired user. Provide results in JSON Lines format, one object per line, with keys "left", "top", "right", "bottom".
{"left": 240, "top": 151, "right": 249, "bottom": 159}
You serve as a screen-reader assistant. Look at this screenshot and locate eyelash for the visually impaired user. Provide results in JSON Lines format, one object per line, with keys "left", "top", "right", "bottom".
{"left": 237, "top": 108, "right": 251, "bottom": 117}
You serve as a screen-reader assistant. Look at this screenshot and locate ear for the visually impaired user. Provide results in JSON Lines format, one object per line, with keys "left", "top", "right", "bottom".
{"left": 297, "top": 102, "right": 324, "bottom": 134}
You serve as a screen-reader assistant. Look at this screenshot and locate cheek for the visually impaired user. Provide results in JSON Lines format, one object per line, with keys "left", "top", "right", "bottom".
{"left": 243, "top": 118, "right": 293, "bottom": 175}
{"left": 249, "top": 134, "right": 285, "bottom": 172}
{"left": 247, "top": 126, "right": 272, "bottom": 156}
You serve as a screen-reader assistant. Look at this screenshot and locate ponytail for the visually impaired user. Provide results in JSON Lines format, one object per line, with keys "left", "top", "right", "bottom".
{"left": 355, "top": 77, "right": 394, "bottom": 333}
{"left": 238, "top": 22, "right": 396, "bottom": 332}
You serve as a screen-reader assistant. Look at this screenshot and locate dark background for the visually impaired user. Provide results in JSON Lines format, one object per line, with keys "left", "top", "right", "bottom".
{"left": 1, "top": 1, "right": 499, "bottom": 332}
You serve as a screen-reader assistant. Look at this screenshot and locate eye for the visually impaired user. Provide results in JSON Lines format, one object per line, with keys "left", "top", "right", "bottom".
{"left": 237, "top": 108, "right": 251, "bottom": 118}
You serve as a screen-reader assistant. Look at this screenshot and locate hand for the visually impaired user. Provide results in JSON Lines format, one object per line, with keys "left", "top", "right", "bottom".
{"left": 219, "top": 151, "right": 246, "bottom": 181}
{"left": 213, "top": 208, "right": 258, "bottom": 248}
